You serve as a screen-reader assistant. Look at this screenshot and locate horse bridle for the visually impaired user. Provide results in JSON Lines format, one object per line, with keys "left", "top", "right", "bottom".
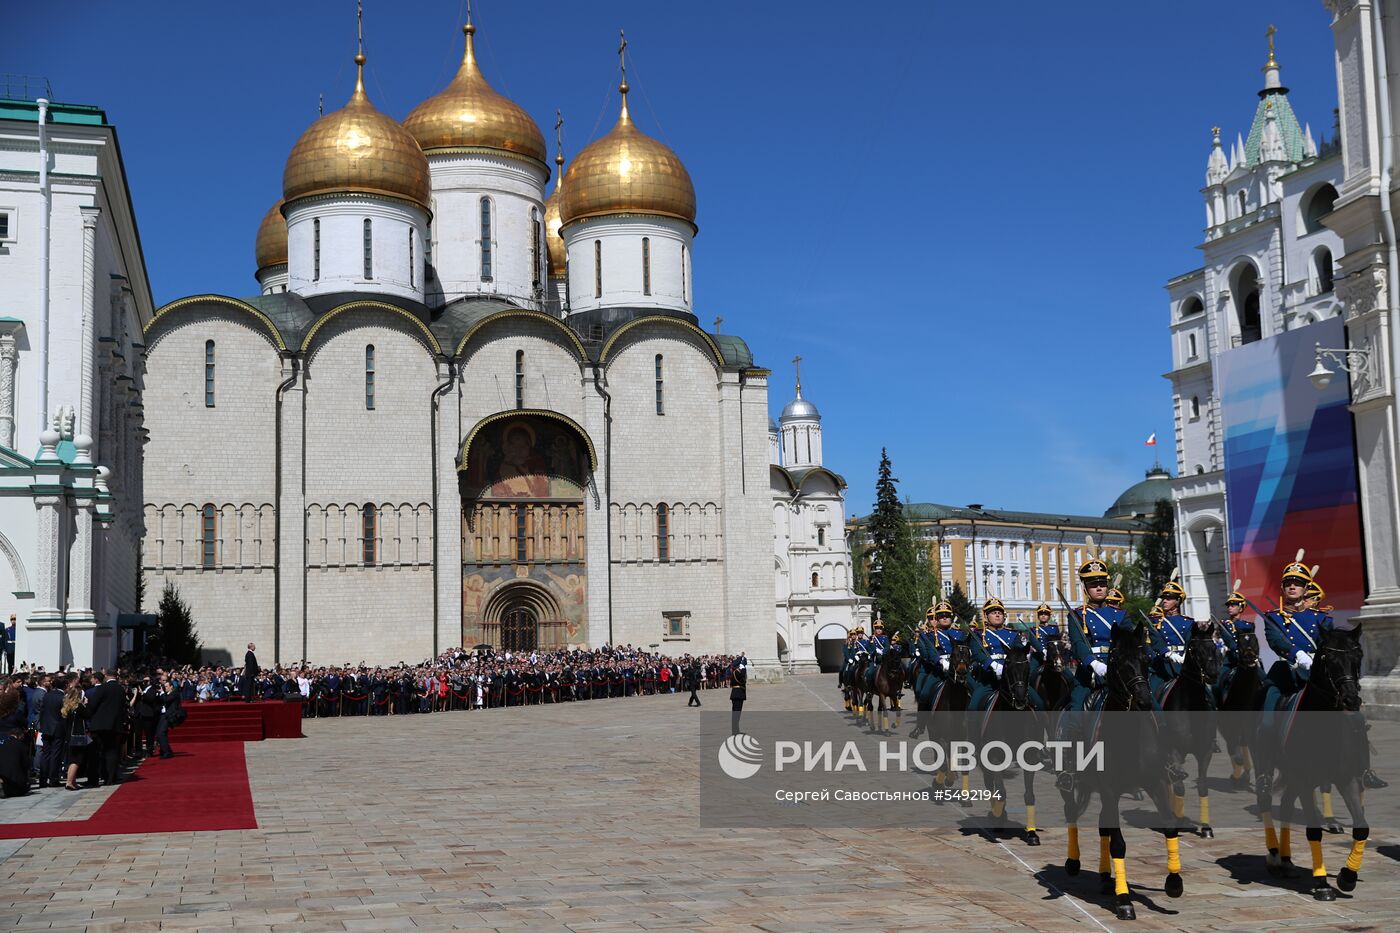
{"left": 1109, "top": 642, "right": 1152, "bottom": 711}
{"left": 1314, "top": 643, "right": 1361, "bottom": 711}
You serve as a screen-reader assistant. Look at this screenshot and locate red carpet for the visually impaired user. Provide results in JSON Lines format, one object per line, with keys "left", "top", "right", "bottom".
{"left": 0, "top": 743, "right": 257, "bottom": 839}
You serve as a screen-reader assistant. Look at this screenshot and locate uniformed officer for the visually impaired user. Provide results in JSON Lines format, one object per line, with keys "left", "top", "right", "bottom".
{"left": 1031, "top": 603, "right": 1061, "bottom": 654}
{"left": 841, "top": 628, "right": 859, "bottom": 709}
{"left": 969, "top": 597, "right": 1044, "bottom": 712}
{"left": 1262, "top": 561, "right": 1330, "bottom": 710}
{"left": 1146, "top": 580, "right": 1196, "bottom": 691}
{"left": 1065, "top": 559, "right": 1137, "bottom": 711}
{"left": 865, "top": 620, "right": 891, "bottom": 686}
{"left": 730, "top": 654, "right": 748, "bottom": 736}
{"left": 1106, "top": 588, "right": 1126, "bottom": 610}
{"left": 1215, "top": 589, "right": 1259, "bottom": 698}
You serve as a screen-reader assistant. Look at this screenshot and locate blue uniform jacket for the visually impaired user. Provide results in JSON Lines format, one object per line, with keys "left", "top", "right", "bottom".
{"left": 1148, "top": 614, "right": 1195, "bottom": 655}
{"left": 970, "top": 626, "right": 1030, "bottom": 686}
{"left": 1263, "top": 607, "right": 1331, "bottom": 668}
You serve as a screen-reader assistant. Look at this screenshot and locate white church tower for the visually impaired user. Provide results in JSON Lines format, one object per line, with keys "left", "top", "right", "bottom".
{"left": 771, "top": 358, "right": 872, "bottom": 671}
{"left": 283, "top": 50, "right": 431, "bottom": 303}
{"left": 403, "top": 18, "right": 550, "bottom": 309}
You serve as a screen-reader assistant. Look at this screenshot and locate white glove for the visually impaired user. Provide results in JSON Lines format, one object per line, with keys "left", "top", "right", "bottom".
{"left": 1090, "top": 660, "right": 1108, "bottom": 679}
{"left": 932, "top": 657, "right": 945, "bottom": 672}
{"left": 991, "top": 661, "right": 1004, "bottom": 678}
{"left": 1166, "top": 649, "right": 1186, "bottom": 665}
{"left": 1294, "top": 650, "right": 1313, "bottom": 671}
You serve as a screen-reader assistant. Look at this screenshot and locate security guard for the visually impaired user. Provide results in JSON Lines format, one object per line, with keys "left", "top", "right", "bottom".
{"left": 1147, "top": 580, "right": 1196, "bottom": 691}
{"left": 969, "top": 597, "right": 1044, "bottom": 712}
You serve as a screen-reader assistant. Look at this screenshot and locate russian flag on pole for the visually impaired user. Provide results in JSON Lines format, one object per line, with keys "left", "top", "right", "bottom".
{"left": 1145, "top": 432, "right": 1157, "bottom": 446}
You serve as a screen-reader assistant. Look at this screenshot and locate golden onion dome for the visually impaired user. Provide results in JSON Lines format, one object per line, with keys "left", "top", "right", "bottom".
{"left": 254, "top": 199, "right": 288, "bottom": 270}
{"left": 282, "top": 53, "right": 431, "bottom": 211}
{"left": 543, "top": 152, "right": 566, "bottom": 276}
{"left": 403, "top": 23, "right": 547, "bottom": 164}
{"left": 559, "top": 83, "right": 696, "bottom": 227}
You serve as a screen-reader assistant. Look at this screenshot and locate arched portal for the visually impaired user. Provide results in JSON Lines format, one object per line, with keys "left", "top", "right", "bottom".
{"left": 815, "top": 622, "right": 849, "bottom": 673}
{"left": 460, "top": 412, "right": 594, "bottom": 649}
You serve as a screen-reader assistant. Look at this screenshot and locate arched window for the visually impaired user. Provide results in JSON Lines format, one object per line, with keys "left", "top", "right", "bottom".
{"left": 204, "top": 340, "right": 215, "bottom": 408}
{"left": 515, "top": 350, "right": 525, "bottom": 409}
{"left": 365, "top": 345, "right": 376, "bottom": 410}
{"left": 1187, "top": 333, "right": 1198, "bottom": 359}
{"left": 1180, "top": 296, "right": 1204, "bottom": 318}
{"left": 654, "top": 354, "right": 664, "bottom": 415}
{"left": 1303, "top": 184, "right": 1339, "bottom": 233}
{"left": 408, "top": 228, "right": 415, "bottom": 287}
{"left": 642, "top": 237, "right": 651, "bottom": 296}
{"left": 363, "top": 218, "right": 373, "bottom": 280}
{"left": 515, "top": 505, "right": 529, "bottom": 562}
{"left": 811, "top": 571, "right": 820, "bottom": 589}
{"left": 480, "top": 198, "right": 493, "bottom": 280}
{"left": 657, "top": 503, "right": 670, "bottom": 562}
{"left": 313, "top": 218, "right": 321, "bottom": 281}
{"left": 1233, "top": 264, "right": 1263, "bottom": 344}
{"left": 530, "top": 207, "right": 541, "bottom": 292}
{"left": 1314, "top": 248, "right": 1334, "bottom": 295}
{"left": 594, "top": 239, "right": 602, "bottom": 298}
{"left": 1190, "top": 396, "right": 1201, "bottom": 420}
{"left": 362, "top": 504, "right": 377, "bottom": 564}
{"left": 817, "top": 527, "right": 826, "bottom": 547}
{"left": 201, "top": 504, "right": 217, "bottom": 569}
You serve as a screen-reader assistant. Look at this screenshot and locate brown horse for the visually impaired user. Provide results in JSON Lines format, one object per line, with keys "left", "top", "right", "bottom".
{"left": 863, "top": 638, "right": 908, "bottom": 733}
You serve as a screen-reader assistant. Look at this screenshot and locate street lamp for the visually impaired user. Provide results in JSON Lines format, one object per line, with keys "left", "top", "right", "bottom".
{"left": 1309, "top": 341, "right": 1373, "bottom": 391}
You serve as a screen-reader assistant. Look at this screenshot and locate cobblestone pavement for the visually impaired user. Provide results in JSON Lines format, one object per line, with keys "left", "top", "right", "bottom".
{"left": 0, "top": 674, "right": 1396, "bottom": 931}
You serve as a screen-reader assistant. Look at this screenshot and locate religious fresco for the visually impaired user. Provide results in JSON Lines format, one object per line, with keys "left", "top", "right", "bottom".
{"left": 461, "top": 417, "right": 589, "bottom": 501}
{"left": 462, "top": 563, "right": 588, "bottom": 648}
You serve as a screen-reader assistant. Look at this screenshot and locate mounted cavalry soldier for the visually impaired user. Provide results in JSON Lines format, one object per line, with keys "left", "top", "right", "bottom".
{"left": 1147, "top": 580, "right": 1195, "bottom": 692}
{"left": 914, "top": 602, "right": 965, "bottom": 700}
{"left": 969, "top": 597, "right": 1043, "bottom": 712}
{"left": 1106, "top": 588, "right": 1126, "bottom": 610}
{"left": 1216, "top": 588, "right": 1259, "bottom": 692}
{"left": 864, "top": 619, "right": 892, "bottom": 686}
{"left": 1031, "top": 602, "right": 1061, "bottom": 656}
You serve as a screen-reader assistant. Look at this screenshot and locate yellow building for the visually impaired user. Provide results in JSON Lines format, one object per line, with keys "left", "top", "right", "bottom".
{"left": 848, "top": 468, "right": 1169, "bottom": 623}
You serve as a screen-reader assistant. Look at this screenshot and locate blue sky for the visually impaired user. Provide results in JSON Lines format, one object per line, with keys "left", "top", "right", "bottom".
{"left": 7, "top": 1, "right": 1341, "bottom": 516}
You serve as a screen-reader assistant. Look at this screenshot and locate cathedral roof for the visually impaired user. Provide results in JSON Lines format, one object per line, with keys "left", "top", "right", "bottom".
{"left": 1244, "top": 93, "right": 1305, "bottom": 166}
{"left": 560, "top": 82, "right": 695, "bottom": 227}
{"left": 1104, "top": 464, "right": 1173, "bottom": 519}
{"left": 282, "top": 53, "right": 432, "bottom": 211}
{"left": 402, "top": 22, "right": 547, "bottom": 164}
{"left": 254, "top": 200, "right": 287, "bottom": 271}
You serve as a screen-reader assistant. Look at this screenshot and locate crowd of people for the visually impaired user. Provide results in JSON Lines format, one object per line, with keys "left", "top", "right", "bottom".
{"left": 0, "top": 645, "right": 740, "bottom": 799}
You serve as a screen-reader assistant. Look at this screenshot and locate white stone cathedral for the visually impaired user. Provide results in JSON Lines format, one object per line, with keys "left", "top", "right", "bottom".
{"left": 138, "top": 23, "right": 817, "bottom": 668}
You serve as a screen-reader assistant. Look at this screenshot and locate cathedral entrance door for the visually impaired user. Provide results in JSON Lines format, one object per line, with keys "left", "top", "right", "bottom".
{"left": 500, "top": 605, "right": 539, "bottom": 653}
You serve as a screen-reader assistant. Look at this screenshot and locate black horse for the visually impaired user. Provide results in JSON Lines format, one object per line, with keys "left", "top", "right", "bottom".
{"left": 842, "top": 646, "right": 869, "bottom": 714}
{"left": 924, "top": 641, "right": 974, "bottom": 802}
{"left": 1217, "top": 626, "right": 1265, "bottom": 791}
{"left": 862, "top": 639, "right": 908, "bottom": 733}
{"left": 975, "top": 638, "right": 1047, "bottom": 846}
{"left": 1158, "top": 621, "right": 1221, "bottom": 837}
{"left": 1253, "top": 624, "right": 1369, "bottom": 901}
{"left": 1060, "top": 619, "right": 1184, "bottom": 921}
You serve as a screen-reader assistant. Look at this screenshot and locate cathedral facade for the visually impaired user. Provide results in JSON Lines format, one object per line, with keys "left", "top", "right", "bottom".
{"left": 139, "top": 24, "right": 779, "bottom": 667}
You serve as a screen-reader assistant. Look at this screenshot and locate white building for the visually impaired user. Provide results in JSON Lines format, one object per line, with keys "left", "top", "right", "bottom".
{"left": 0, "top": 89, "right": 152, "bottom": 669}
{"left": 1164, "top": 31, "right": 1344, "bottom": 623}
{"left": 769, "top": 366, "right": 872, "bottom": 672}
{"left": 138, "top": 25, "right": 780, "bottom": 668}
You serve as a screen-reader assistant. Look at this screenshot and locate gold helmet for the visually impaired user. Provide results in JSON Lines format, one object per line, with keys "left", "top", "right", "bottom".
{"left": 1281, "top": 561, "right": 1314, "bottom": 586}
{"left": 1106, "top": 588, "right": 1125, "bottom": 607}
{"left": 1079, "top": 559, "right": 1109, "bottom": 581}
{"left": 933, "top": 601, "right": 955, "bottom": 619}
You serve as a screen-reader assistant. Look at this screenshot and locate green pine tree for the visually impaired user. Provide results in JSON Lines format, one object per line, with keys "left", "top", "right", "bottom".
{"left": 1137, "top": 499, "right": 1178, "bottom": 598}
{"left": 850, "top": 539, "right": 869, "bottom": 596}
{"left": 156, "top": 581, "right": 203, "bottom": 666}
{"left": 947, "top": 581, "right": 979, "bottom": 630}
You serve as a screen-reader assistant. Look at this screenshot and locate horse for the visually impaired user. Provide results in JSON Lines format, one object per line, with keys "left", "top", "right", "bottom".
{"left": 973, "top": 637, "right": 1047, "bottom": 845}
{"left": 842, "top": 646, "right": 869, "bottom": 714}
{"left": 862, "top": 639, "right": 908, "bottom": 733}
{"left": 1217, "top": 625, "right": 1265, "bottom": 791}
{"left": 1035, "top": 636, "right": 1071, "bottom": 715}
{"left": 1059, "top": 618, "right": 1184, "bottom": 921}
{"left": 923, "top": 640, "right": 975, "bottom": 801}
{"left": 1252, "top": 624, "right": 1369, "bottom": 901}
{"left": 1157, "top": 621, "right": 1221, "bottom": 837}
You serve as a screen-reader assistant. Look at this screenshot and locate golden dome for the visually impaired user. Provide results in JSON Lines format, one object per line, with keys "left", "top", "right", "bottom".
{"left": 543, "top": 153, "right": 566, "bottom": 276}
{"left": 403, "top": 23, "right": 547, "bottom": 164}
{"left": 282, "top": 54, "right": 431, "bottom": 211}
{"left": 559, "top": 84, "right": 696, "bottom": 227}
{"left": 254, "top": 199, "right": 287, "bottom": 270}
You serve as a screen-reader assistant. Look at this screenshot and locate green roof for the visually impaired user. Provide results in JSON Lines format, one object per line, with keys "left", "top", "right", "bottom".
{"left": 712, "top": 333, "right": 754, "bottom": 368}
{"left": 1245, "top": 90, "right": 1306, "bottom": 166}
{"left": 853, "top": 502, "right": 1147, "bottom": 533}
{"left": 0, "top": 99, "right": 109, "bottom": 126}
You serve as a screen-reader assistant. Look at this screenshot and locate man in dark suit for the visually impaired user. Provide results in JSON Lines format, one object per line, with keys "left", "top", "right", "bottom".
{"left": 730, "top": 655, "right": 748, "bottom": 736}
{"left": 243, "top": 643, "right": 260, "bottom": 702}
{"left": 38, "top": 676, "right": 66, "bottom": 788}
{"left": 85, "top": 671, "right": 126, "bottom": 786}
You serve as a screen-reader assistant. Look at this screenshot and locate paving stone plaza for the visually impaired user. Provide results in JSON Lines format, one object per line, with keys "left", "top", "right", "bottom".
{"left": 1, "top": 675, "right": 1397, "bottom": 931}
